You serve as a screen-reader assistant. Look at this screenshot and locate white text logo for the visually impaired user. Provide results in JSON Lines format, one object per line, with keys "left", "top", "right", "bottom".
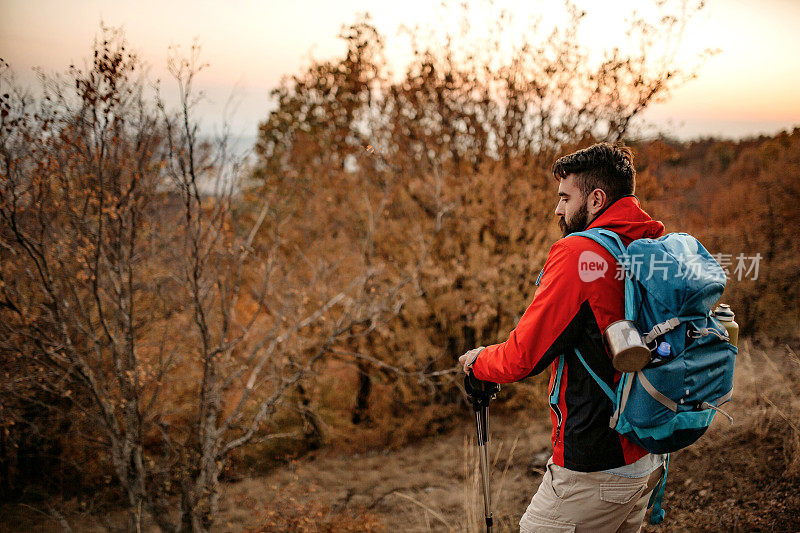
{"left": 578, "top": 251, "right": 608, "bottom": 282}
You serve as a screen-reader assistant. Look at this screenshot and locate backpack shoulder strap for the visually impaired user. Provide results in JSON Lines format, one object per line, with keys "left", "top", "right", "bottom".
{"left": 570, "top": 228, "right": 627, "bottom": 262}
{"left": 570, "top": 228, "right": 637, "bottom": 321}
{"left": 573, "top": 347, "right": 616, "bottom": 403}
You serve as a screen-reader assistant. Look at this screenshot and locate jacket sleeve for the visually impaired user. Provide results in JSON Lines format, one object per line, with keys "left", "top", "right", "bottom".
{"left": 471, "top": 239, "right": 585, "bottom": 384}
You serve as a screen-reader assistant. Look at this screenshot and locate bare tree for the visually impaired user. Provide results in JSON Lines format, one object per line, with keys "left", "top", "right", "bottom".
{"left": 0, "top": 28, "right": 419, "bottom": 531}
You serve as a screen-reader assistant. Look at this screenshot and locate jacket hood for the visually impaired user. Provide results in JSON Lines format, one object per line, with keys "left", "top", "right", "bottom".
{"left": 585, "top": 195, "right": 665, "bottom": 244}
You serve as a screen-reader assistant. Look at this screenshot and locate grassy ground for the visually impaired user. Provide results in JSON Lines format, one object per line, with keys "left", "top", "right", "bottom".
{"left": 3, "top": 338, "right": 799, "bottom": 532}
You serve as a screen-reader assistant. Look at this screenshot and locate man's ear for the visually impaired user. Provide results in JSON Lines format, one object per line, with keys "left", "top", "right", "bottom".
{"left": 587, "top": 188, "right": 607, "bottom": 216}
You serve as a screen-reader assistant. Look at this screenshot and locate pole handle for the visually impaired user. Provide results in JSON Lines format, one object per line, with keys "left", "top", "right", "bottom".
{"left": 465, "top": 371, "right": 500, "bottom": 410}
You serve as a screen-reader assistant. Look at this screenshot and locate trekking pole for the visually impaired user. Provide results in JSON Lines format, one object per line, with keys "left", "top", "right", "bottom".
{"left": 465, "top": 371, "right": 500, "bottom": 533}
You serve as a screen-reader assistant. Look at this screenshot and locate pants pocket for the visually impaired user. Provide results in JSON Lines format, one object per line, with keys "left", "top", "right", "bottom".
{"left": 548, "top": 462, "right": 571, "bottom": 500}
{"left": 600, "top": 480, "right": 646, "bottom": 505}
{"left": 519, "top": 512, "right": 576, "bottom": 533}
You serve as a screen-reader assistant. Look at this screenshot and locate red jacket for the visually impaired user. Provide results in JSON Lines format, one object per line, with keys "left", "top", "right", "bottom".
{"left": 472, "top": 195, "right": 665, "bottom": 471}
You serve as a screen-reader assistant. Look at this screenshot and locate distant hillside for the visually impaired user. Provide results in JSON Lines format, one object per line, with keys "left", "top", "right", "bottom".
{"left": 632, "top": 128, "right": 800, "bottom": 338}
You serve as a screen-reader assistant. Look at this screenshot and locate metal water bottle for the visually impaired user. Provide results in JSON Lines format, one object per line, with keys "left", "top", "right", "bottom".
{"left": 604, "top": 320, "right": 651, "bottom": 372}
{"left": 713, "top": 303, "right": 739, "bottom": 347}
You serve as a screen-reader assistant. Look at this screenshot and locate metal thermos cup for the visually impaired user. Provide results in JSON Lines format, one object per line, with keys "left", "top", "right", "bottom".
{"left": 604, "top": 320, "right": 651, "bottom": 372}
{"left": 713, "top": 303, "right": 739, "bottom": 347}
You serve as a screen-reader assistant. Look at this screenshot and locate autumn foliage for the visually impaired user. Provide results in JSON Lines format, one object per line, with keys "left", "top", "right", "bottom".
{"left": 1, "top": 3, "right": 798, "bottom": 531}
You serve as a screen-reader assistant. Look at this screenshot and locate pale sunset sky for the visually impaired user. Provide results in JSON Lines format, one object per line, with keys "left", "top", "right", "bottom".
{"left": 1, "top": 0, "right": 799, "bottom": 142}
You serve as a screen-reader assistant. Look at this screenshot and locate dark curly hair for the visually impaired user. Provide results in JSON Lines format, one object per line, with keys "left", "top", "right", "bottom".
{"left": 551, "top": 142, "right": 636, "bottom": 204}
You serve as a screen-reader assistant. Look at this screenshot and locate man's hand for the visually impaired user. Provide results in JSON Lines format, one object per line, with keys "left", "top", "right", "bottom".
{"left": 459, "top": 346, "right": 485, "bottom": 373}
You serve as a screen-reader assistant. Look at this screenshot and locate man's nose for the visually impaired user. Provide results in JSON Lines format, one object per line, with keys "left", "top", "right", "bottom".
{"left": 554, "top": 203, "right": 564, "bottom": 217}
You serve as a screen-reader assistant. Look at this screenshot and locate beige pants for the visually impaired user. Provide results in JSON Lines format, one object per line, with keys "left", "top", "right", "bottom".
{"left": 519, "top": 459, "right": 663, "bottom": 533}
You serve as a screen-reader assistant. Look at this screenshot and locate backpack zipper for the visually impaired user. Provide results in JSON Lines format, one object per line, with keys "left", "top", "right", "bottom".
{"left": 549, "top": 401, "right": 563, "bottom": 443}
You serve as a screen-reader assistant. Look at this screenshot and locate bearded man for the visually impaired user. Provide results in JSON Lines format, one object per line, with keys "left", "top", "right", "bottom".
{"left": 460, "top": 143, "right": 667, "bottom": 532}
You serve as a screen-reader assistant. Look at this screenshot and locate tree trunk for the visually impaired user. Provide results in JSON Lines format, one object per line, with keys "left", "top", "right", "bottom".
{"left": 297, "top": 383, "right": 323, "bottom": 449}
{"left": 352, "top": 359, "right": 372, "bottom": 425}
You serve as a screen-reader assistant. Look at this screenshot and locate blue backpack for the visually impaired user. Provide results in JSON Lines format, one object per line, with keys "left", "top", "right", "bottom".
{"left": 569, "top": 228, "right": 738, "bottom": 524}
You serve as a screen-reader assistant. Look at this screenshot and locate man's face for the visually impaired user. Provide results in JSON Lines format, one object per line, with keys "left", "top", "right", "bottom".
{"left": 555, "top": 174, "right": 589, "bottom": 237}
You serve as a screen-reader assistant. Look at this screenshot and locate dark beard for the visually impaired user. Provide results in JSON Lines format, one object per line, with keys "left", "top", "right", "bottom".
{"left": 559, "top": 202, "right": 589, "bottom": 237}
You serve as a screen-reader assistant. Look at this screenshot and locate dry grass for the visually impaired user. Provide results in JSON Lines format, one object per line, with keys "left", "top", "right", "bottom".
{"left": 240, "top": 487, "right": 383, "bottom": 533}
{"left": 5, "top": 339, "right": 799, "bottom": 532}
{"left": 733, "top": 339, "right": 800, "bottom": 478}
{"left": 462, "top": 431, "right": 524, "bottom": 532}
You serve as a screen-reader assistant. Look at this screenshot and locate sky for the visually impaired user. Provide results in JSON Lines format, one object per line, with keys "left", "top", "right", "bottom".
{"left": 2, "top": 0, "right": 799, "bottom": 143}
